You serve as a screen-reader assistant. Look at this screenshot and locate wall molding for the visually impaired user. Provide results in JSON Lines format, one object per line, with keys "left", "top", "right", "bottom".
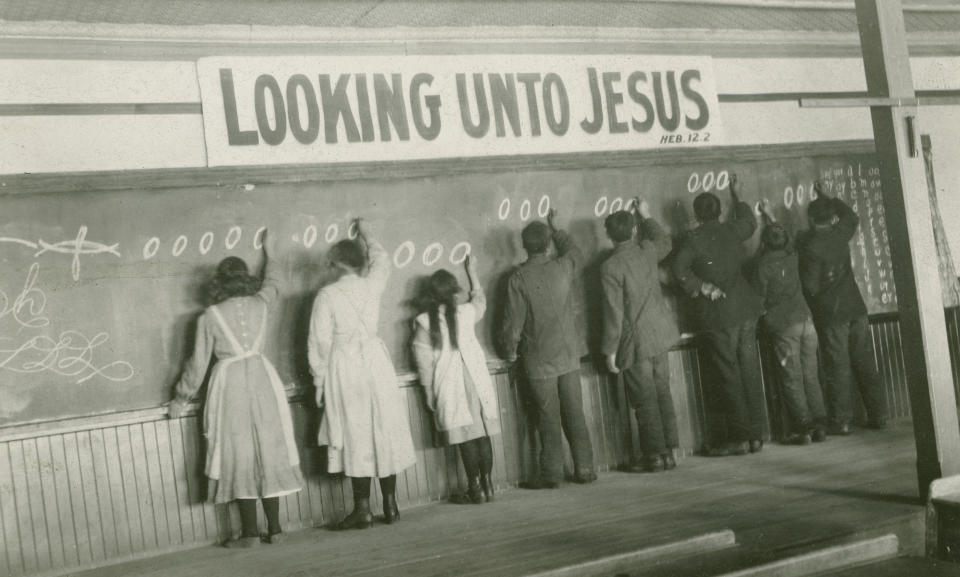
{"left": 0, "top": 139, "right": 877, "bottom": 195}
{"left": 0, "top": 22, "right": 958, "bottom": 60}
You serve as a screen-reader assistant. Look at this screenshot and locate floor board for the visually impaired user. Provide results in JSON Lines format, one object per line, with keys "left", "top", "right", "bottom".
{"left": 66, "top": 423, "right": 925, "bottom": 577}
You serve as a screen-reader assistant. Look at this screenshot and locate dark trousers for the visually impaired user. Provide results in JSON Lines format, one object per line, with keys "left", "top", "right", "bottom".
{"left": 527, "top": 369, "right": 595, "bottom": 483}
{"left": 817, "top": 315, "right": 886, "bottom": 426}
{"left": 700, "top": 318, "right": 766, "bottom": 443}
{"left": 770, "top": 318, "right": 826, "bottom": 433}
{"left": 623, "top": 352, "right": 679, "bottom": 456}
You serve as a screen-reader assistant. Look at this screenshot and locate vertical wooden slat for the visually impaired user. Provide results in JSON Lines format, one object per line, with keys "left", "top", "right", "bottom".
{"left": 0, "top": 442, "right": 25, "bottom": 576}
{"left": 60, "top": 434, "right": 92, "bottom": 567}
{"left": 167, "top": 419, "right": 195, "bottom": 543}
{"left": 92, "top": 429, "right": 125, "bottom": 558}
{"left": 88, "top": 430, "right": 119, "bottom": 559}
{"left": 177, "top": 417, "right": 211, "bottom": 542}
{"left": 114, "top": 426, "right": 145, "bottom": 553}
{"left": 153, "top": 420, "right": 184, "bottom": 546}
{"left": 34, "top": 437, "right": 63, "bottom": 570}
{"left": 490, "top": 374, "right": 509, "bottom": 489}
{"left": 129, "top": 424, "right": 161, "bottom": 550}
{"left": 8, "top": 441, "right": 36, "bottom": 575}
{"left": 75, "top": 431, "right": 106, "bottom": 564}
{"left": 48, "top": 436, "right": 80, "bottom": 569}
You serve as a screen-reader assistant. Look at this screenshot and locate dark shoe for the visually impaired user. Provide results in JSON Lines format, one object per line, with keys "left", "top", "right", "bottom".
{"left": 811, "top": 427, "right": 827, "bottom": 443}
{"left": 662, "top": 453, "right": 677, "bottom": 471}
{"left": 449, "top": 479, "right": 484, "bottom": 504}
{"left": 519, "top": 479, "right": 560, "bottom": 490}
{"left": 479, "top": 473, "right": 495, "bottom": 502}
{"left": 865, "top": 418, "right": 887, "bottom": 430}
{"left": 383, "top": 493, "right": 400, "bottom": 523}
{"left": 829, "top": 422, "right": 852, "bottom": 436}
{"left": 784, "top": 433, "right": 812, "bottom": 446}
{"left": 223, "top": 536, "right": 260, "bottom": 549}
{"left": 573, "top": 467, "right": 598, "bottom": 484}
{"left": 261, "top": 532, "right": 285, "bottom": 545}
{"left": 334, "top": 498, "right": 373, "bottom": 530}
{"left": 707, "top": 442, "right": 749, "bottom": 457}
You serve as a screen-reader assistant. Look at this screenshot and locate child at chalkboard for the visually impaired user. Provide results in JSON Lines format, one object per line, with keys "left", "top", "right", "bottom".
{"left": 797, "top": 182, "right": 887, "bottom": 435}
{"left": 412, "top": 255, "right": 501, "bottom": 504}
{"left": 168, "top": 231, "right": 303, "bottom": 548}
{"left": 308, "top": 219, "right": 416, "bottom": 530}
{"left": 753, "top": 201, "right": 827, "bottom": 445}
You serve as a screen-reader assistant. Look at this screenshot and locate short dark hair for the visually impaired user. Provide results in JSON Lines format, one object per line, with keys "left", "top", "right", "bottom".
{"left": 206, "top": 256, "right": 261, "bottom": 305}
{"left": 328, "top": 239, "right": 366, "bottom": 271}
{"left": 693, "top": 192, "right": 721, "bottom": 222}
{"left": 761, "top": 224, "right": 790, "bottom": 251}
{"left": 605, "top": 210, "right": 635, "bottom": 243}
{"left": 521, "top": 221, "right": 551, "bottom": 255}
{"left": 806, "top": 196, "right": 836, "bottom": 226}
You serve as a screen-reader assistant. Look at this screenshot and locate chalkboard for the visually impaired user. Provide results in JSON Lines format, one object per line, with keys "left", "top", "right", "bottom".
{"left": 0, "top": 149, "right": 898, "bottom": 425}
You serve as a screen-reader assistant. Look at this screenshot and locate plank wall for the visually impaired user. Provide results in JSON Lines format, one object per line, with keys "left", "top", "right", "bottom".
{"left": 1, "top": 312, "right": 953, "bottom": 577}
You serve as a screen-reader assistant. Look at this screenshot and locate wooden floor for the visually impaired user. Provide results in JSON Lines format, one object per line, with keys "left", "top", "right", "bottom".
{"left": 66, "top": 423, "right": 926, "bottom": 577}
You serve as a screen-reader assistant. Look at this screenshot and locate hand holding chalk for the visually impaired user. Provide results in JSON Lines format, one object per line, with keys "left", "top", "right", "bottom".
{"left": 262, "top": 228, "right": 275, "bottom": 257}
{"left": 635, "top": 197, "right": 652, "bottom": 220}
{"left": 547, "top": 207, "right": 558, "bottom": 231}
{"left": 729, "top": 172, "right": 741, "bottom": 200}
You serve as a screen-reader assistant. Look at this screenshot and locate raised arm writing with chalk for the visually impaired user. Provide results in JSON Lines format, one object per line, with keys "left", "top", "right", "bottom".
{"left": 501, "top": 207, "right": 595, "bottom": 488}
{"left": 600, "top": 197, "right": 681, "bottom": 473}
{"left": 671, "top": 174, "right": 765, "bottom": 457}
{"left": 797, "top": 182, "right": 886, "bottom": 436}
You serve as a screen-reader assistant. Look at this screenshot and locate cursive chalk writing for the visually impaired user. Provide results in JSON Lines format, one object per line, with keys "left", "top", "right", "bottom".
{"left": 0, "top": 262, "right": 135, "bottom": 385}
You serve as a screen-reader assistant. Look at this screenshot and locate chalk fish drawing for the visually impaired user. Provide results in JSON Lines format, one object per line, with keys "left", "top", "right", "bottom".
{"left": 0, "top": 263, "right": 135, "bottom": 384}
{"left": 0, "top": 225, "right": 121, "bottom": 281}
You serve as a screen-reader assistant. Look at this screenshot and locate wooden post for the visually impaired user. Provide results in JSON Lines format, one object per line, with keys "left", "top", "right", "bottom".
{"left": 855, "top": 0, "right": 960, "bottom": 499}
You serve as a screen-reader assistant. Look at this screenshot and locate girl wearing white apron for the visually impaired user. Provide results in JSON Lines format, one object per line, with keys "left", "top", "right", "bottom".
{"left": 308, "top": 221, "right": 416, "bottom": 530}
{"left": 170, "top": 233, "right": 302, "bottom": 548}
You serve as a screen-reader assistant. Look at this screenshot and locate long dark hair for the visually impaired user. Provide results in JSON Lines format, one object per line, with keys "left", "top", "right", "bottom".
{"left": 206, "top": 256, "right": 261, "bottom": 305}
{"left": 420, "top": 269, "right": 462, "bottom": 350}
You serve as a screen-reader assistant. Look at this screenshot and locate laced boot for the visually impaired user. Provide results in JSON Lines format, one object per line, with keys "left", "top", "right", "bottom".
{"left": 479, "top": 473, "right": 495, "bottom": 502}
{"left": 335, "top": 498, "right": 373, "bottom": 530}
{"left": 383, "top": 493, "right": 400, "bottom": 524}
{"left": 450, "top": 476, "right": 484, "bottom": 504}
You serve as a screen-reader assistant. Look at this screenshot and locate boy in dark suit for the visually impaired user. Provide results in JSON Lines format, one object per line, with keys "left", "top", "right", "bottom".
{"left": 601, "top": 198, "right": 681, "bottom": 472}
{"left": 798, "top": 183, "right": 886, "bottom": 435}
{"left": 501, "top": 208, "right": 596, "bottom": 488}
{"left": 671, "top": 174, "right": 765, "bottom": 456}
{"left": 753, "top": 200, "right": 827, "bottom": 445}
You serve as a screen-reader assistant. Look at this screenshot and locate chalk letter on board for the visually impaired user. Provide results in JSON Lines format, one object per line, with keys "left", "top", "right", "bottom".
{"left": 318, "top": 74, "right": 362, "bottom": 144}
{"left": 219, "top": 69, "right": 259, "bottom": 146}
{"left": 517, "top": 73, "right": 542, "bottom": 137}
{"left": 602, "top": 72, "right": 628, "bottom": 134}
{"left": 457, "top": 73, "right": 490, "bottom": 138}
{"left": 255, "top": 74, "right": 287, "bottom": 145}
{"left": 286, "top": 74, "right": 320, "bottom": 144}
{"left": 489, "top": 74, "right": 521, "bottom": 138}
{"left": 543, "top": 73, "right": 570, "bottom": 136}
{"left": 627, "top": 72, "right": 655, "bottom": 133}
{"left": 374, "top": 74, "right": 410, "bottom": 142}
{"left": 580, "top": 68, "right": 604, "bottom": 135}
{"left": 652, "top": 72, "right": 680, "bottom": 132}
{"left": 410, "top": 73, "right": 441, "bottom": 141}
{"left": 681, "top": 70, "right": 710, "bottom": 131}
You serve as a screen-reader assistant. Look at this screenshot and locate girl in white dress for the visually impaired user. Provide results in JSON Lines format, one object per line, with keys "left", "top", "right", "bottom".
{"left": 308, "top": 220, "right": 416, "bottom": 529}
{"left": 412, "top": 255, "right": 501, "bottom": 504}
{"left": 169, "top": 231, "right": 302, "bottom": 548}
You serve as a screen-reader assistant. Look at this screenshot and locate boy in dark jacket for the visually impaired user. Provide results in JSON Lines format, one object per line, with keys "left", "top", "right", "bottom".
{"left": 601, "top": 198, "right": 680, "bottom": 472}
{"left": 671, "top": 174, "right": 765, "bottom": 456}
{"left": 753, "top": 200, "right": 827, "bottom": 445}
{"left": 797, "top": 182, "right": 887, "bottom": 435}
